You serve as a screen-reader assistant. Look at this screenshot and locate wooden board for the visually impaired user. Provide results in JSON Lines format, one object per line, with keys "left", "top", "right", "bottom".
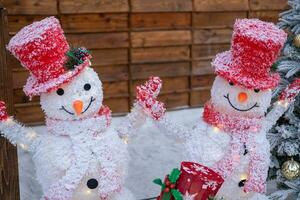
{"left": 131, "top": 0, "right": 192, "bottom": 12}
{"left": 249, "top": 11, "right": 282, "bottom": 23}
{"left": 193, "top": 12, "right": 247, "bottom": 28}
{"left": 131, "top": 30, "right": 191, "bottom": 47}
{"left": 60, "top": 14, "right": 128, "bottom": 33}
{"left": 249, "top": 0, "right": 289, "bottom": 11}
{"left": 190, "top": 89, "right": 211, "bottom": 106}
{"left": 94, "top": 65, "right": 129, "bottom": 82}
{"left": 60, "top": 0, "right": 129, "bottom": 14}
{"left": 103, "top": 97, "right": 129, "bottom": 113}
{"left": 3, "top": 0, "right": 57, "bottom": 15}
{"left": 158, "top": 92, "right": 189, "bottom": 108}
{"left": 92, "top": 49, "right": 128, "bottom": 66}
{"left": 131, "top": 46, "right": 190, "bottom": 64}
{"left": 194, "top": 0, "right": 249, "bottom": 12}
{"left": 131, "top": 62, "right": 190, "bottom": 79}
{"left": 103, "top": 81, "right": 128, "bottom": 97}
{"left": 8, "top": 15, "right": 48, "bottom": 33}
{"left": 194, "top": 29, "right": 232, "bottom": 44}
{"left": 131, "top": 13, "right": 191, "bottom": 30}
{"left": 192, "top": 44, "right": 230, "bottom": 60}
{"left": 191, "top": 74, "right": 215, "bottom": 88}
{"left": 192, "top": 60, "right": 214, "bottom": 75}
{"left": 66, "top": 32, "right": 129, "bottom": 49}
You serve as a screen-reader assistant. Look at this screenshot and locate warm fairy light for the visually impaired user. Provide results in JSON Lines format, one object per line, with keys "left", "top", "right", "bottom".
{"left": 213, "top": 126, "right": 220, "bottom": 133}
{"left": 284, "top": 101, "right": 289, "bottom": 108}
{"left": 86, "top": 189, "right": 92, "bottom": 195}
{"left": 19, "top": 143, "right": 28, "bottom": 151}
{"left": 240, "top": 173, "right": 248, "bottom": 181}
{"left": 123, "top": 136, "right": 129, "bottom": 144}
{"left": 5, "top": 117, "right": 13, "bottom": 125}
{"left": 277, "top": 101, "right": 283, "bottom": 106}
{"left": 27, "top": 131, "right": 37, "bottom": 140}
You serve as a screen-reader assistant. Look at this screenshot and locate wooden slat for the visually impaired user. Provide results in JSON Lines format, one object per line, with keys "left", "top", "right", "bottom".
{"left": 132, "top": 76, "right": 189, "bottom": 94}
{"left": 0, "top": 7, "right": 20, "bottom": 200}
{"left": 193, "top": 12, "right": 247, "bottom": 28}
{"left": 194, "top": 29, "right": 232, "bottom": 44}
{"left": 192, "top": 44, "right": 230, "bottom": 60}
{"left": 131, "top": 62, "right": 190, "bottom": 79}
{"left": 103, "top": 81, "right": 128, "bottom": 97}
{"left": 3, "top": 0, "right": 57, "bottom": 15}
{"left": 192, "top": 60, "right": 214, "bottom": 75}
{"left": 131, "top": 30, "right": 191, "bottom": 47}
{"left": 131, "top": 0, "right": 192, "bottom": 12}
{"left": 131, "top": 46, "right": 190, "bottom": 64}
{"left": 8, "top": 15, "right": 48, "bottom": 33}
{"left": 131, "top": 13, "right": 191, "bottom": 30}
{"left": 15, "top": 104, "right": 44, "bottom": 123}
{"left": 158, "top": 92, "right": 189, "bottom": 109}
{"left": 66, "top": 32, "right": 129, "bottom": 49}
{"left": 249, "top": 0, "right": 289, "bottom": 11}
{"left": 191, "top": 74, "right": 215, "bottom": 88}
{"left": 59, "top": 0, "right": 129, "bottom": 14}
{"left": 13, "top": 89, "right": 39, "bottom": 104}
{"left": 60, "top": 14, "right": 128, "bottom": 33}
{"left": 190, "top": 89, "right": 211, "bottom": 106}
{"left": 94, "top": 65, "right": 128, "bottom": 82}
{"left": 92, "top": 49, "right": 128, "bottom": 66}
{"left": 12, "top": 70, "right": 28, "bottom": 89}
{"left": 103, "top": 97, "right": 129, "bottom": 113}
{"left": 249, "top": 11, "right": 282, "bottom": 23}
{"left": 194, "top": 0, "right": 249, "bottom": 12}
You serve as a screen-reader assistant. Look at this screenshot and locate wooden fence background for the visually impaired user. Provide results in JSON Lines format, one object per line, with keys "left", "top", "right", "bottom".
{"left": 2, "top": 0, "right": 288, "bottom": 124}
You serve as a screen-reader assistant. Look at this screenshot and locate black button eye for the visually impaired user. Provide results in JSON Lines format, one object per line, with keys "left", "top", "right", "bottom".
{"left": 254, "top": 89, "right": 260, "bottom": 93}
{"left": 229, "top": 81, "right": 234, "bottom": 86}
{"left": 56, "top": 88, "right": 64, "bottom": 96}
{"left": 87, "top": 178, "right": 98, "bottom": 189}
{"left": 84, "top": 83, "right": 91, "bottom": 91}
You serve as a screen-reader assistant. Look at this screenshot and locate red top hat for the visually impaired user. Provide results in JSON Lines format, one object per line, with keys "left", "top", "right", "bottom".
{"left": 212, "top": 19, "right": 287, "bottom": 90}
{"left": 7, "top": 17, "right": 90, "bottom": 98}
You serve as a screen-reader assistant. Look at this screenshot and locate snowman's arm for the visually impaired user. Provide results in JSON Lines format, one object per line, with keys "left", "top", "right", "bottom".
{"left": 116, "top": 103, "right": 147, "bottom": 139}
{"left": 0, "top": 102, "right": 37, "bottom": 150}
{"left": 262, "top": 78, "right": 300, "bottom": 132}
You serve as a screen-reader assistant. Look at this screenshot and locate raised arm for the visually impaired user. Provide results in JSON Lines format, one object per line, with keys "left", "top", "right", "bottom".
{"left": 262, "top": 78, "right": 300, "bottom": 132}
{"left": 0, "top": 101, "right": 38, "bottom": 151}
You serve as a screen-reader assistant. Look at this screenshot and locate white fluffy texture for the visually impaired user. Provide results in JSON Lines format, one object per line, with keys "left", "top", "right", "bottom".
{"left": 211, "top": 76, "right": 272, "bottom": 118}
{"left": 40, "top": 67, "right": 103, "bottom": 120}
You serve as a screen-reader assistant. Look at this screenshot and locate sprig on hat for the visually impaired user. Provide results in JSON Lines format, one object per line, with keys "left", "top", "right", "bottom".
{"left": 65, "top": 47, "right": 90, "bottom": 70}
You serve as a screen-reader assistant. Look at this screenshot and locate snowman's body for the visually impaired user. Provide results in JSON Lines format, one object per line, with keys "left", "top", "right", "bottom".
{"left": 185, "top": 122, "right": 269, "bottom": 200}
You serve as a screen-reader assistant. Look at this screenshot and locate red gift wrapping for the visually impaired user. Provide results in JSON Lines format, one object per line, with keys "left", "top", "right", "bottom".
{"left": 176, "top": 162, "right": 224, "bottom": 200}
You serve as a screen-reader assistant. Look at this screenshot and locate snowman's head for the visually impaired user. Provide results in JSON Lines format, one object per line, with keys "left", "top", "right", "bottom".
{"left": 40, "top": 67, "right": 103, "bottom": 120}
{"left": 211, "top": 76, "right": 272, "bottom": 118}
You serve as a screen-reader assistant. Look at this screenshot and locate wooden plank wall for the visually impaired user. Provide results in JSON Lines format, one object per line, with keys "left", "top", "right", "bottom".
{"left": 2, "top": 0, "right": 289, "bottom": 124}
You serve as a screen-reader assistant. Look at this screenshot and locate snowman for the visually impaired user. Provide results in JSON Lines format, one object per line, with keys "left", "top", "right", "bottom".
{"left": 135, "top": 19, "right": 299, "bottom": 200}
{"left": 0, "top": 17, "right": 147, "bottom": 200}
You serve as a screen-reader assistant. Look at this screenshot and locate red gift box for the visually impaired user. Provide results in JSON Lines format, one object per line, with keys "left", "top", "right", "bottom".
{"left": 176, "top": 162, "right": 224, "bottom": 200}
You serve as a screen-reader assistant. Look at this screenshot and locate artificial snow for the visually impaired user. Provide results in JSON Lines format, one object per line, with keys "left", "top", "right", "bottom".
{"left": 18, "top": 108, "right": 278, "bottom": 200}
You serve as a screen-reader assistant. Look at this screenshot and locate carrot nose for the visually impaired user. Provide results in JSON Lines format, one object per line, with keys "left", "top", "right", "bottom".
{"left": 238, "top": 92, "right": 248, "bottom": 103}
{"left": 73, "top": 100, "right": 83, "bottom": 116}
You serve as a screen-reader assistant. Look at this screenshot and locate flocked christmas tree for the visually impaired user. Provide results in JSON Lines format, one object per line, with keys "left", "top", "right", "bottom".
{"left": 268, "top": 0, "right": 300, "bottom": 199}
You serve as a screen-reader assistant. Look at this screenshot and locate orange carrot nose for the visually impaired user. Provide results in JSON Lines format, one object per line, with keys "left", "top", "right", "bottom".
{"left": 238, "top": 92, "right": 248, "bottom": 103}
{"left": 73, "top": 100, "right": 83, "bottom": 116}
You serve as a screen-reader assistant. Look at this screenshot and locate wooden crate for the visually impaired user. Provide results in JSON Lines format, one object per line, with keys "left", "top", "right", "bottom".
{"left": 2, "top": 0, "right": 288, "bottom": 124}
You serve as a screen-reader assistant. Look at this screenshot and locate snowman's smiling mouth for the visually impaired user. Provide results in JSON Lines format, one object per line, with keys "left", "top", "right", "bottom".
{"left": 60, "top": 97, "right": 96, "bottom": 115}
{"left": 224, "top": 94, "right": 259, "bottom": 112}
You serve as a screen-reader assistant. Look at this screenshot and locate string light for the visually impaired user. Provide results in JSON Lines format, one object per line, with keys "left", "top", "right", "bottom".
{"left": 85, "top": 189, "right": 92, "bottom": 195}
{"left": 240, "top": 173, "right": 248, "bottom": 181}
{"left": 19, "top": 143, "right": 29, "bottom": 151}
{"left": 123, "top": 136, "right": 129, "bottom": 144}
{"left": 5, "top": 117, "right": 13, "bottom": 125}
{"left": 213, "top": 126, "right": 220, "bottom": 133}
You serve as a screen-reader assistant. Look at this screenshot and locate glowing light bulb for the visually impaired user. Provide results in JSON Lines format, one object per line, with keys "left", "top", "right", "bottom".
{"left": 19, "top": 143, "right": 28, "bottom": 151}
{"left": 86, "top": 189, "right": 92, "bottom": 195}
{"left": 284, "top": 101, "right": 289, "bottom": 108}
{"left": 123, "top": 136, "right": 129, "bottom": 144}
{"left": 240, "top": 173, "right": 248, "bottom": 181}
{"left": 277, "top": 101, "right": 282, "bottom": 106}
{"left": 213, "top": 126, "right": 220, "bottom": 133}
{"left": 5, "top": 117, "right": 13, "bottom": 125}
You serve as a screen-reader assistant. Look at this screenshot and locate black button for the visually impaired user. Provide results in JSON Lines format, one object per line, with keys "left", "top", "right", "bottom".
{"left": 238, "top": 179, "right": 247, "bottom": 187}
{"left": 243, "top": 143, "right": 248, "bottom": 155}
{"left": 87, "top": 178, "right": 98, "bottom": 189}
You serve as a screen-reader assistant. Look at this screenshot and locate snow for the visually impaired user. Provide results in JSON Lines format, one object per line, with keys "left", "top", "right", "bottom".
{"left": 18, "top": 108, "right": 277, "bottom": 200}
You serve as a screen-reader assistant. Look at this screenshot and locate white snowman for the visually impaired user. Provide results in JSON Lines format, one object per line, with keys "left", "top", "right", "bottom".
{"left": 135, "top": 19, "right": 300, "bottom": 200}
{"left": 0, "top": 17, "right": 146, "bottom": 200}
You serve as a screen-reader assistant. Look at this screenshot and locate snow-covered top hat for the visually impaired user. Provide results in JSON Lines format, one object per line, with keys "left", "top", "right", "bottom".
{"left": 7, "top": 16, "right": 91, "bottom": 98}
{"left": 212, "top": 19, "right": 287, "bottom": 90}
